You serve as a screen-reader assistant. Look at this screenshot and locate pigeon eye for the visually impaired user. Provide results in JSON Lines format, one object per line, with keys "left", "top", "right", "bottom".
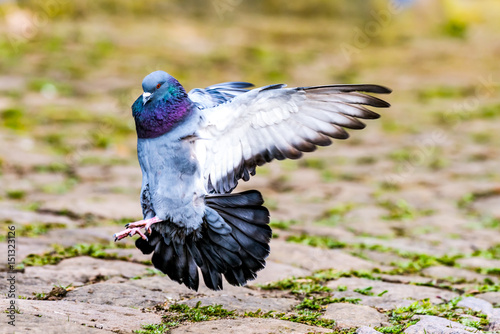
{"left": 156, "top": 83, "right": 162, "bottom": 89}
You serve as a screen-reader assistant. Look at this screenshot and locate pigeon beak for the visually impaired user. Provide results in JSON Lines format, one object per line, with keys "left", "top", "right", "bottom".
{"left": 142, "top": 92, "right": 152, "bottom": 105}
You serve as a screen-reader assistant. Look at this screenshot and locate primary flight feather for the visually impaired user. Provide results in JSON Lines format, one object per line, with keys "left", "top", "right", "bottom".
{"left": 114, "top": 70, "right": 391, "bottom": 291}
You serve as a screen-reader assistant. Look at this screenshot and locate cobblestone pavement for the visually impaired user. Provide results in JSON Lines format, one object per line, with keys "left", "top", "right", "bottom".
{"left": 1, "top": 2, "right": 500, "bottom": 333}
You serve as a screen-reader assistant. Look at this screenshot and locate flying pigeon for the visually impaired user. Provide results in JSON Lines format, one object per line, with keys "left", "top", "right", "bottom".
{"left": 114, "top": 71, "right": 391, "bottom": 291}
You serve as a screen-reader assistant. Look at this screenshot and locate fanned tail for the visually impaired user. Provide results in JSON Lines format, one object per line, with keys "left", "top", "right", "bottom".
{"left": 135, "top": 190, "right": 271, "bottom": 291}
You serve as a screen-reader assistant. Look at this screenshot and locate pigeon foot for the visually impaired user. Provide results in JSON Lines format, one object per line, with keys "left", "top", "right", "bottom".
{"left": 113, "top": 216, "right": 161, "bottom": 242}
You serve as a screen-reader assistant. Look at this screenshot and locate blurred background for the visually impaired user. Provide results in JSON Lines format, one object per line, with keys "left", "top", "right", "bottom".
{"left": 0, "top": 0, "right": 500, "bottom": 252}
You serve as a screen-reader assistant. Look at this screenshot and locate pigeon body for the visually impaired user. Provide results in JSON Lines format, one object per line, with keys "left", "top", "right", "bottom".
{"left": 122, "top": 70, "right": 391, "bottom": 291}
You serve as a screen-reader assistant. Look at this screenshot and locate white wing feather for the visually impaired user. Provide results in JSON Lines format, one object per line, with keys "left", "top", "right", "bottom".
{"left": 196, "top": 84, "right": 391, "bottom": 193}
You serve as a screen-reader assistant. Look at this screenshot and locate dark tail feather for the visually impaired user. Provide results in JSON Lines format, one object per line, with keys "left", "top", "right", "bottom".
{"left": 136, "top": 230, "right": 200, "bottom": 290}
{"left": 135, "top": 190, "right": 271, "bottom": 291}
{"left": 203, "top": 190, "right": 271, "bottom": 288}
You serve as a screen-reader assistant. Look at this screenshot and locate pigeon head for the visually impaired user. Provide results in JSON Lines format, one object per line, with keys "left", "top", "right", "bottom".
{"left": 132, "top": 71, "right": 192, "bottom": 139}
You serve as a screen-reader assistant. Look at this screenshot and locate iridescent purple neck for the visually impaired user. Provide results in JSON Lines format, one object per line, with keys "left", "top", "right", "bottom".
{"left": 133, "top": 89, "right": 193, "bottom": 139}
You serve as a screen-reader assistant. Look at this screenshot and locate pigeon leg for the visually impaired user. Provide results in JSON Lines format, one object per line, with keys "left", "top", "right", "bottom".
{"left": 113, "top": 216, "right": 161, "bottom": 242}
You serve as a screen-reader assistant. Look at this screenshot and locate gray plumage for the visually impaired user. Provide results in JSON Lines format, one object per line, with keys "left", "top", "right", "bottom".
{"left": 125, "top": 70, "right": 391, "bottom": 291}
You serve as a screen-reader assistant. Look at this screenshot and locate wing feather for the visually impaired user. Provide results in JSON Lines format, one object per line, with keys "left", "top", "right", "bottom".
{"left": 196, "top": 84, "right": 391, "bottom": 193}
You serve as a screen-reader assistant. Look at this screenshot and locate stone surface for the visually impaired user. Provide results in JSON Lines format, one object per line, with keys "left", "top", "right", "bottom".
{"left": 457, "top": 297, "right": 494, "bottom": 316}
{"left": 21, "top": 257, "right": 149, "bottom": 287}
{"left": 472, "top": 195, "right": 500, "bottom": 218}
{"left": 475, "top": 292, "right": 500, "bottom": 306}
{"left": 39, "top": 187, "right": 141, "bottom": 219}
{"left": 128, "top": 274, "right": 262, "bottom": 300}
{"left": 322, "top": 303, "right": 389, "bottom": 328}
{"left": 457, "top": 297, "right": 500, "bottom": 331}
{"left": 268, "top": 240, "right": 385, "bottom": 272}
{"left": 248, "top": 260, "right": 311, "bottom": 286}
{"left": 456, "top": 257, "right": 500, "bottom": 270}
{"left": 64, "top": 282, "right": 169, "bottom": 307}
{"left": 0, "top": 314, "right": 112, "bottom": 334}
{"left": 0, "top": 204, "right": 74, "bottom": 225}
{"left": 421, "top": 266, "right": 494, "bottom": 282}
{"left": 356, "top": 326, "right": 384, "bottom": 334}
{"left": 182, "top": 295, "right": 298, "bottom": 313}
{"left": 169, "top": 318, "right": 332, "bottom": 334}
{"left": 0, "top": 299, "right": 161, "bottom": 334}
{"left": 404, "top": 315, "right": 478, "bottom": 334}
{"left": 488, "top": 310, "right": 500, "bottom": 331}
{"left": 375, "top": 274, "right": 434, "bottom": 285}
{"left": 327, "top": 277, "right": 459, "bottom": 310}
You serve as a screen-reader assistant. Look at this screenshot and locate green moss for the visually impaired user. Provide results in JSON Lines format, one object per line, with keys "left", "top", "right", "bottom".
{"left": 473, "top": 103, "right": 500, "bottom": 119}
{"left": 40, "top": 177, "right": 78, "bottom": 194}
{"left": 143, "top": 300, "right": 348, "bottom": 331}
{"left": 28, "top": 78, "right": 74, "bottom": 96}
{"left": 388, "top": 148, "right": 412, "bottom": 163}
{"left": 131, "top": 268, "right": 166, "bottom": 280}
{"left": 264, "top": 197, "right": 279, "bottom": 211}
{"left": 286, "top": 234, "right": 346, "bottom": 249}
{"left": 356, "top": 156, "right": 377, "bottom": 165}
{"left": 269, "top": 175, "right": 292, "bottom": 192}
{"left": 378, "top": 199, "right": 434, "bottom": 221}
{"left": 21, "top": 243, "right": 133, "bottom": 267}
{"left": 296, "top": 296, "right": 361, "bottom": 311}
{"left": 472, "top": 281, "right": 500, "bottom": 293}
{"left": 471, "top": 244, "right": 500, "bottom": 260}
{"left": 476, "top": 267, "right": 500, "bottom": 276}
{"left": 470, "top": 132, "right": 493, "bottom": 144}
{"left": 269, "top": 219, "right": 298, "bottom": 230}
{"left": 475, "top": 216, "right": 500, "bottom": 229}
{"left": 320, "top": 170, "right": 336, "bottom": 182}
{"left": 1, "top": 108, "right": 29, "bottom": 131}
{"left": 378, "top": 298, "right": 489, "bottom": 332}
{"left": 89, "top": 129, "right": 113, "bottom": 149}
{"left": 17, "top": 222, "right": 66, "bottom": 237}
{"left": 377, "top": 323, "right": 416, "bottom": 333}
{"left": 315, "top": 203, "right": 354, "bottom": 226}
{"left": 260, "top": 276, "right": 332, "bottom": 295}
{"left": 6, "top": 190, "right": 26, "bottom": 200}
{"left": 133, "top": 324, "right": 169, "bottom": 334}
{"left": 354, "top": 286, "right": 374, "bottom": 296}
{"left": 110, "top": 217, "right": 144, "bottom": 226}
{"left": 245, "top": 309, "right": 337, "bottom": 329}
{"left": 331, "top": 66, "right": 359, "bottom": 84}
{"left": 417, "top": 85, "right": 473, "bottom": 102}
{"left": 23, "top": 202, "right": 42, "bottom": 212}
{"left": 86, "top": 39, "right": 116, "bottom": 66}
{"left": 33, "top": 284, "right": 71, "bottom": 300}
{"left": 378, "top": 181, "right": 401, "bottom": 192}
{"left": 142, "top": 302, "right": 236, "bottom": 330}
{"left": 40, "top": 133, "right": 75, "bottom": 155}
{"left": 386, "top": 253, "right": 461, "bottom": 275}
{"left": 442, "top": 19, "right": 468, "bottom": 39}
{"left": 261, "top": 269, "right": 380, "bottom": 296}
{"left": 32, "top": 292, "right": 46, "bottom": 300}
{"left": 79, "top": 156, "right": 131, "bottom": 166}
{"left": 167, "top": 303, "right": 235, "bottom": 322}
{"left": 283, "top": 235, "right": 466, "bottom": 275}
{"left": 457, "top": 193, "right": 475, "bottom": 210}
{"left": 0, "top": 222, "right": 67, "bottom": 242}
{"left": 299, "top": 158, "right": 326, "bottom": 170}
{"left": 436, "top": 103, "right": 500, "bottom": 125}
{"left": 314, "top": 268, "right": 380, "bottom": 281}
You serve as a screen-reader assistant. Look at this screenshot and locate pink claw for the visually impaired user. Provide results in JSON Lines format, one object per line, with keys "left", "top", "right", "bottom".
{"left": 113, "top": 217, "right": 161, "bottom": 242}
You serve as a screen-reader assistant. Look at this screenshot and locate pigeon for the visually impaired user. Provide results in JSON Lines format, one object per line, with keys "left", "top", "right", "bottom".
{"left": 114, "top": 70, "right": 391, "bottom": 291}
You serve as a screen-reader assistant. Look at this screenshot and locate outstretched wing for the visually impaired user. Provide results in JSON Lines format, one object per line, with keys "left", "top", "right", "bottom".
{"left": 188, "top": 82, "right": 254, "bottom": 109}
{"left": 196, "top": 84, "right": 391, "bottom": 194}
